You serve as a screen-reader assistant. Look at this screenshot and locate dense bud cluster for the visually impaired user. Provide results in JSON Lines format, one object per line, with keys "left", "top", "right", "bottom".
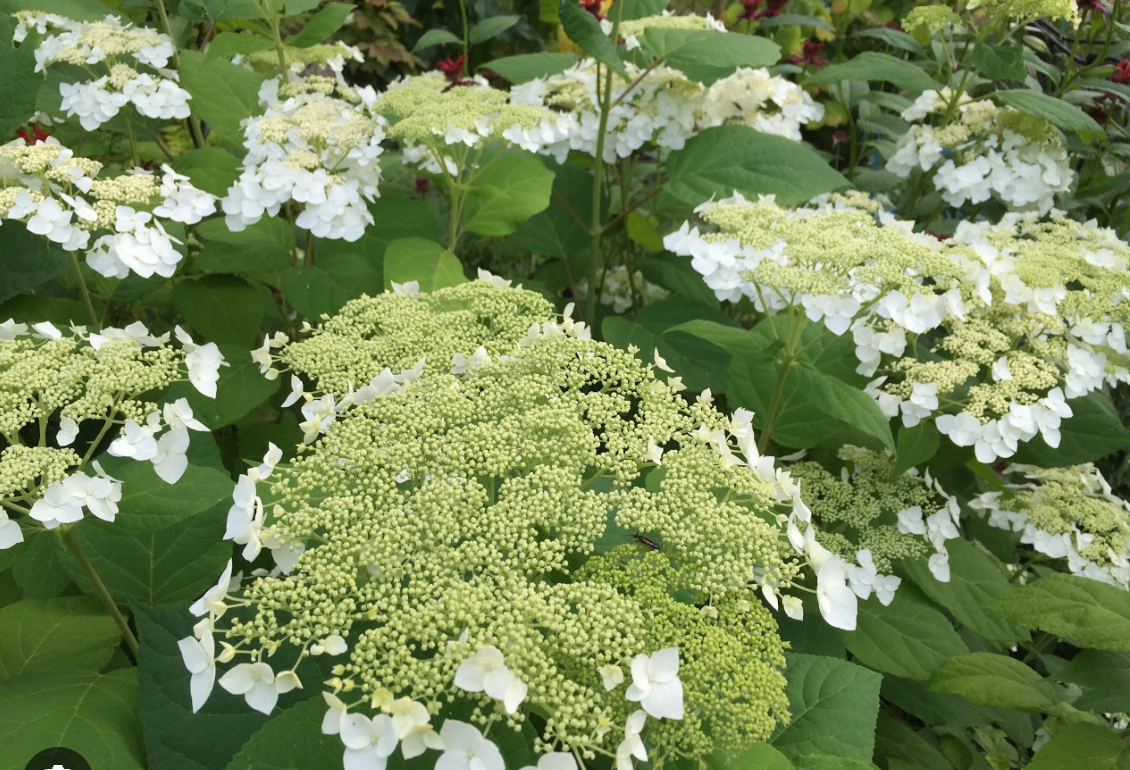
{"left": 665, "top": 194, "right": 1130, "bottom": 462}
{"left": 182, "top": 280, "right": 837, "bottom": 770}
{"left": 0, "top": 320, "right": 223, "bottom": 548}
{"left": 14, "top": 13, "right": 191, "bottom": 130}
{"left": 888, "top": 89, "right": 1073, "bottom": 214}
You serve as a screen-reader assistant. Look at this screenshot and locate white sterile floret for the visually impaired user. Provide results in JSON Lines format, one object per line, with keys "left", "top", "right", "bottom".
{"left": 454, "top": 644, "right": 529, "bottom": 714}
{"left": 218, "top": 661, "right": 292, "bottom": 714}
{"left": 625, "top": 647, "right": 685, "bottom": 720}
{"left": 436, "top": 720, "right": 505, "bottom": 770}
{"left": 339, "top": 712, "right": 398, "bottom": 770}
{"left": 0, "top": 511, "right": 24, "bottom": 549}
{"left": 178, "top": 629, "right": 217, "bottom": 713}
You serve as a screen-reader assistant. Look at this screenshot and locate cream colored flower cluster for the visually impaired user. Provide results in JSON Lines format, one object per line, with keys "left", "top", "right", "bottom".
{"left": 0, "top": 319, "right": 224, "bottom": 549}
{"left": 888, "top": 89, "right": 1073, "bottom": 214}
{"left": 972, "top": 464, "right": 1130, "bottom": 589}
{"left": 183, "top": 279, "right": 854, "bottom": 770}
{"left": 0, "top": 137, "right": 216, "bottom": 278}
{"left": 15, "top": 12, "right": 191, "bottom": 131}
{"left": 222, "top": 77, "right": 387, "bottom": 241}
{"left": 665, "top": 195, "right": 1130, "bottom": 462}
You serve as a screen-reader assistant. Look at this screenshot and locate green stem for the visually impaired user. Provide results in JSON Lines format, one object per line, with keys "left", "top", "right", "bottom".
{"left": 153, "top": 0, "right": 205, "bottom": 148}
{"left": 64, "top": 530, "right": 139, "bottom": 657}
{"left": 125, "top": 117, "right": 140, "bottom": 167}
{"left": 69, "top": 252, "right": 99, "bottom": 327}
{"left": 757, "top": 355, "right": 792, "bottom": 455}
{"left": 458, "top": 0, "right": 470, "bottom": 73}
{"left": 303, "top": 229, "right": 316, "bottom": 267}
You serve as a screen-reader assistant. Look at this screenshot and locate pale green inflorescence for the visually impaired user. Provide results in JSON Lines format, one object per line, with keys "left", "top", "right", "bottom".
{"left": 211, "top": 280, "right": 809, "bottom": 767}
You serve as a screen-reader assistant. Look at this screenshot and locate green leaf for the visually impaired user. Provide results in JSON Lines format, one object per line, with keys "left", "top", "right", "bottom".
{"left": 842, "top": 587, "right": 969, "bottom": 680}
{"left": 665, "top": 126, "right": 850, "bottom": 208}
{"left": 0, "top": 221, "right": 71, "bottom": 305}
{"left": 805, "top": 52, "right": 935, "bottom": 94}
{"left": 93, "top": 455, "right": 232, "bottom": 535}
{"left": 166, "top": 342, "right": 282, "bottom": 428}
{"left": 0, "top": 16, "right": 39, "bottom": 137}
{"left": 793, "top": 365, "right": 894, "bottom": 451}
{"left": 893, "top": 422, "right": 939, "bottom": 475}
{"left": 996, "top": 89, "right": 1106, "bottom": 143}
{"left": 136, "top": 605, "right": 274, "bottom": 770}
{"left": 503, "top": 160, "right": 592, "bottom": 260}
{"left": 224, "top": 697, "right": 346, "bottom": 770}
{"left": 928, "top": 652, "right": 1059, "bottom": 713}
{"left": 0, "top": 295, "right": 88, "bottom": 328}
{"left": 11, "top": 530, "right": 73, "bottom": 599}
{"left": 638, "top": 252, "right": 718, "bottom": 306}
{"left": 195, "top": 217, "right": 296, "bottom": 277}
{"left": 872, "top": 713, "right": 951, "bottom": 770}
{"left": 757, "top": 13, "right": 834, "bottom": 31}
{"left": 172, "top": 275, "right": 265, "bottom": 348}
{"left": 286, "top": 2, "right": 354, "bottom": 46}
{"left": 67, "top": 503, "right": 234, "bottom": 607}
{"left": 1058, "top": 651, "right": 1130, "bottom": 714}
{"left": 1012, "top": 392, "right": 1130, "bottom": 467}
{"left": 853, "top": 27, "right": 925, "bottom": 55}
{"left": 770, "top": 653, "right": 883, "bottom": 763}
{"left": 178, "top": 50, "right": 266, "bottom": 146}
{"left": 179, "top": 0, "right": 261, "bottom": 22}
{"left": 559, "top": 0, "right": 628, "bottom": 78}
{"left": 637, "top": 29, "right": 781, "bottom": 84}
{"left": 618, "top": 0, "right": 669, "bottom": 20}
{"left": 173, "top": 147, "right": 243, "bottom": 197}
{"left": 412, "top": 28, "right": 463, "bottom": 52}
{"left": 1025, "top": 723, "right": 1130, "bottom": 769}
{"left": 469, "top": 14, "right": 522, "bottom": 45}
{"left": 711, "top": 743, "right": 795, "bottom": 770}
{"left": 364, "top": 194, "right": 440, "bottom": 251}
{"left": 0, "top": 0, "right": 114, "bottom": 17}
{"left": 481, "top": 52, "right": 578, "bottom": 83}
{"left": 0, "top": 668, "right": 143, "bottom": 770}
{"left": 284, "top": 0, "right": 321, "bottom": 13}
{"left": 462, "top": 151, "right": 555, "bottom": 237}
{"left": 972, "top": 43, "right": 1026, "bottom": 80}
{"left": 902, "top": 539, "right": 1028, "bottom": 644}
{"left": 0, "top": 597, "right": 120, "bottom": 681}
{"left": 988, "top": 573, "right": 1130, "bottom": 652}
{"left": 205, "top": 31, "right": 275, "bottom": 60}
{"left": 383, "top": 238, "right": 466, "bottom": 292}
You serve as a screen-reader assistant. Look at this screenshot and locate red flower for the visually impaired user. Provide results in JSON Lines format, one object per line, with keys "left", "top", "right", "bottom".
{"left": 831, "top": 130, "right": 849, "bottom": 144}
{"left": 414, "top": 176, "right": 431, "bottom": 194}
{"left": 581, "top": 0, "right": 604, "bottom": 19}
{"left": 883, "top": 20, "right": 903, "bottom": 30}
{"left": 1078, "top": 0, "right": 1110, "bottom": 15}
{"left": 739, "top": 0, "right": 788, "bottom": 21}
{"left": 437, "top": 54, "right": 467, "bottom": 82}
{"left": 788, "top": 40, "right": 828, "bottom": 68}
{"left": 1112, "top": 60, "right": 1130, "bottom": 86}
{"left": 15, "top": 122, "right": 50, "bottom": 144}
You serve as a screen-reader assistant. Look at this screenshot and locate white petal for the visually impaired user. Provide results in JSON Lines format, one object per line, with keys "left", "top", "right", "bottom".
{"left": 244, "top": 681, "right": 279, "bottom": 714}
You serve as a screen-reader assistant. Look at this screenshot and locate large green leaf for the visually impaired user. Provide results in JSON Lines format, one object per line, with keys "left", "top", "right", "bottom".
{"left": 165, "top": 343, "right": 282, "bottom": 428}
{"left": 988, "top": 573, "right": 1130, "bottom": 652}
{"left": 280, "top": 264, "right": 369, "bottom": 320}
{"left": 872, "top": 713, "right": 951, "bottom": 770}
{"left": 0, "top": 668, "right": 143, "bottom": 770}
{"left": 178, "top": 51, "right": 266, "bottom": 146}
{"left": 842, "top": 587, "right": 968, "bottom": 680}
{"left": 462, "top": 151, "right": 555, "bottom": 237}
{"left": 223, "top": 697, "right": 346, "bottom": 770}
{"left": 1012, "top": 392, "right": 1130, "bottom": 467}
{"left": 286, "top": 2, "right": 354, "bottom": 46}
{"left": 558, "top": 0, "right": 628, "bottom": 77}
{"left": 383, "top": 238, "right": 466, "bottom": 292}
{"left": 996, "top": 89, "right": 1106, "bottom": 143}
{"left": 770, "top": 653, "right": 882, "bottom": 763}
{"left": 173, "top": 275, "right": 265, "bottom": 348}
{"left": 902, "top": 539, "right": 1028, "bottom": 643}
{"left": 503, "top": 160, "right": 593, "bottom": 262}
{"left": 0, "top": 16, "right": 39, "bottom": 136}
{"left": 665, "top": 126, "right": 850, "bottom": 208}
{"left": 469, "top": 14, "right": 522, "bottom": 44}
{"left": 174, "top": 148, "right": 243, "bottom": 197}
{"left": 481, "top": 52, "right": 578, "bottom": 83}
{"left": 805, "top": 52, "right": 935, "bottom": 94}
{"left": 179, "top": 0, "right": 261, "bottom": 21}
{"left": 93, "top": 455, "right": 232, "bottom": 535}
{"left": 972, "top": 43, "right": 1026, "bottom": 80}
{"left": 1058, "top": 651, "right": 1130, "bottom": 714}
{"left": 710, "top": 743, "right": 795, "bottom": 770}
{"left": 927, "top": 652, "right": 1059, "bottom": 713}
{"left": 194, "top": 218, "right": 296, "bottom": 278}
{"left": 136, "top": 605, "right": 274, "bottom": 770}
{"left": 0, "top": 0, "right": 116, "bottom": 18}
{"left": 637, "top": 28, "right": 780, "bottom": 84}
{"left": 66, "top": 503, "right": 233, "bottom": 607}
{"left": 0, "top": 221, "right": 71, "bottom": 305}
{"left": 1025, "top": 723, "right": 1130, "bottom": 769}
{"left": 793, "top": 365, "right": 894, "bottom": 451}
{"left": 0, "top": 597, "right": 120, "bottom": 681}
{"left": 893, "top": 422, "right": 939, "bottom": 475}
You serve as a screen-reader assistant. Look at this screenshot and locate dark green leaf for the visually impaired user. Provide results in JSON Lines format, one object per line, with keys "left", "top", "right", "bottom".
{"left": 0, "top": 16, "right": 39, "bottom": 136}
{"left": 0, "top": 221, "right": 71, "bottom": 305}
{"left": 805, "top": 52, "right": 935, "bottom": 94}
{"left": 1012, "top": 392, "right": 1130, "bottom": 467}
{"left": 972, "top": 43, "right": 1026, "bottom": 80}
{"left": 988, "top": 573, "right": 1130, "bottom": 652}
{"left": 173, "top": 275, "right": 265, "bottom": 348}
{"left": 770, "top": 653, "right": 882, "bottom": 763}
{"left": 996, "top": 89, "right": 1106, "bottom": 143}
{"left": 559, "top": 0, "right": 628, "bottom": 78}
{"left": 757, "top": 13, "right": 834, "bottom": 31}
{"left": 893, "top": 423, "right": 940, "bottom": 475}
{"left": 502, "top": 160, "right": 592, "bottom": 260}
{"left": 224, "top": 697, "right": 346, "bottom": 770}
{"left": 928, "top": 652, "right": 1059, "bottom": 712}
{"left": 195, "top": 217, "right": 296, "bottom": 277}
{"left": 280, "top": 266, "right": 355, "bottom": 319}
{"left": 412, "top": 29, "right": 463, "bottom": 52}
{"left": 665, "top": 126, "right": 850, "bottom": 208}
{"left": 178, "top": 50, "right": 266, "bottom": 146}
{"left": 481, "top": 52, "right": 579, "bottom": 83}
{"left": 794, "top": 365, "right": 894, "bottom": 450}
{"left": 179, "top": 0, "right": 261, "bottom": 22}
{"left": 618, "top": 0, "right": 668, "bottom": 20}
{"left": 164, "top": 342, "right": 282, "bottom": 428}
{"left": 11, "top": 530, "right": 73, "bottom": 599}
{"left": 0, "top": 0, "right": 115, "bottom": 18}
{"left": 0, "top": 597, "right": 120, "bottom": 681}
{"left": 205, "top": 31, "right": 275, "bottom": 60}
{"left": 1025, "top": 723, "right": 1130, "bottom": 769}
{"left": 853, "top": 27, "right": 925, "bottom": 55}
{"left": 1058, "top": 651, "right": 1130, "bottom": 714}
{"left": 383, "top": 238, "right": 466, "bottom": 292}
{"left": 174, "top": 148, "right": 243, "bottom": 197}
{"left": 711, "top": 743, "right": 795, "bottom": 770}
{"left": 469, "top": 14, "right": 522, "bottom": 45}
{"left": 637, "top": 28, "right": 781, "bottom": 84}
{"left": 872, "top": 713, "right": 951, "bottom": 770}
{"left": 842, "top": 587, "right": 969, "bottom": 680}
{"left": 287, "top": 2, "right": 354, "bottom": 46}
{"left": 0, "top": 668, "right": 143, "bottom": 770}
{"left": 93, "top": 454, "right": 232, "bottom": 535}
{"left": 462, "top": 151, "right": 555, "bottom": 237}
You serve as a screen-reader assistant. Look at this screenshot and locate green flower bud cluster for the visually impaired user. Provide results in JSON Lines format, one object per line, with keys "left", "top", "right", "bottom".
{"left": 973, "top": 464, "right": 1130, "bottom": 588}
{"left": 215, "top": 280, "right": 809, "bottom": 766}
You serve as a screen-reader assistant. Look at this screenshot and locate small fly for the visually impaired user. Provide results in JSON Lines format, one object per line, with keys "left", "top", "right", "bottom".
{"left": 632, "top": 533, "right": 661, "bottom": 551}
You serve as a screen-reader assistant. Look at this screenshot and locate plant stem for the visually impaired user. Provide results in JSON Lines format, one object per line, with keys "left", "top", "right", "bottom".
{"left": 458, "top": 0, "right": 470, "bottom": 73}
{"left": 64, "top": 530, "right": 139, "bottom": 657}
{"left": 303, "top": 229, "right": 316, "bottom": 267}
{"left": 153, "top": 0, "right": 205, "bottom": 148}
{"left": 70, "top": 252, "right": 99, "bottom": 327}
